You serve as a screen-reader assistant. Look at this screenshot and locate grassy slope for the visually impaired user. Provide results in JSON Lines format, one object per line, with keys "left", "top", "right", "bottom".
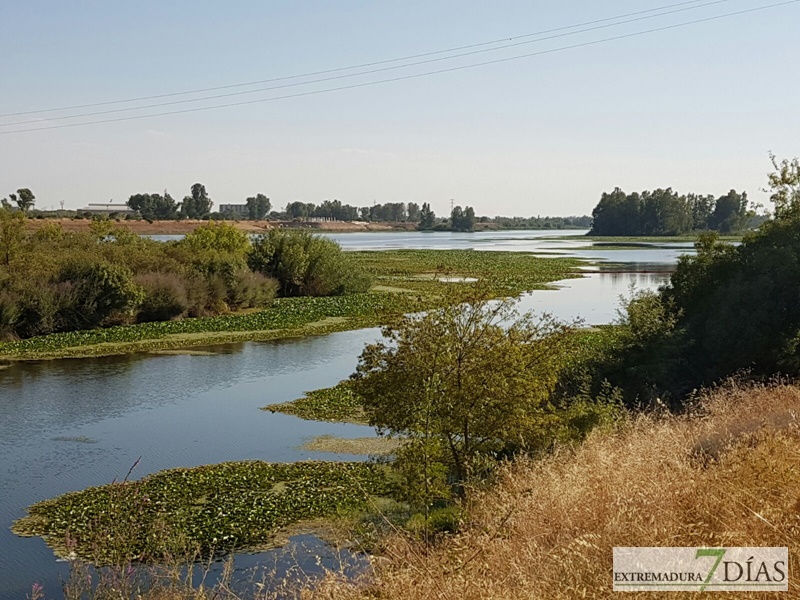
{"left": 307, "top": 383, "right": 800, "bottom": 599}
{"left": 0, "top": 250, "right": 582, "bottom": 361}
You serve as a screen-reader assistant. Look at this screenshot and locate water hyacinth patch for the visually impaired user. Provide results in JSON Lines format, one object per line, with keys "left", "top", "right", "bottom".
{"left": 13, "top": 461, "right": 395, "bottom": 564}
{"left": 264, "top": 380, "right": 367, "bottom": 424}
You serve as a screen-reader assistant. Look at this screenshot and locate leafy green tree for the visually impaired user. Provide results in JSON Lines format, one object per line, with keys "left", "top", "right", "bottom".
{"left": 353, "top": 293, "right": 577, "bottom": 488}
{"left": 182, "top": 221, "right": 251, "bottom": 255}
{"left": 766, "top": 152, "right": 800, "bottom": 219}
{"left": 591, "top": 188, "right": 641, "bottom": 235}
{"left": 708, "top": 189, "right": 748, "bottom": 233}
{"left": 127, "top": 192, "right": 179, "bottom": 220}
{"left": 285, "top": 201, "right": 311, "bottom": 220}
{"left": 418, "top": 202, "right": 436, "bottom": 230}
{"left": 451, "top": 205, "right": 475, "bottom": 231}
{"left": 0, "top": 208, "right": 26, "bottom": 266}
{"left": 246, "top": 194, "right": 271, "bottom": 220}
{"left": 181, "top": 183, "right": 213, "bottom": 219}
{"left": 10, "top": 188, "right": 35, "bottom": 213}
{"left": 407, "top": 202, "right": 421, "bottom": 222}
{"left": 59, "top": 262, "right": 144, "bottom": 327}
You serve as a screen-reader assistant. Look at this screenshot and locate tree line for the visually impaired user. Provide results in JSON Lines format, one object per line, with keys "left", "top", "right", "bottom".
{"left": 590, "top": 187, "right": 759, "bottom": 236}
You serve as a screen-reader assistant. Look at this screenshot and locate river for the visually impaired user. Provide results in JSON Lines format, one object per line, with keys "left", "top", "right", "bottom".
{"left": 0, "top": 230, "right": 689, "bottom": 597}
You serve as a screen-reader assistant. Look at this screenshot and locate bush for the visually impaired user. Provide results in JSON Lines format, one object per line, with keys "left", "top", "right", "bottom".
{"left": 135, "top": 272, "right": 190, "bottom": 322}
{"left": 226, "top": 270, "right": 279, "bottom": 309}
{"left": 58, "top": 261, "right": 144, "bottom": 327}
{"left": 248, "top": 229, "right": 371, "bottom": 297}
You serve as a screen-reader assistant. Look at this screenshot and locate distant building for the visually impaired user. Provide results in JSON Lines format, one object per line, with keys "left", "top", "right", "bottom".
{"left": 80, "top": 203, "right": 136, "bottom": 215}
{"left": 219, "top": 204, "right": 249, "bottom": 217}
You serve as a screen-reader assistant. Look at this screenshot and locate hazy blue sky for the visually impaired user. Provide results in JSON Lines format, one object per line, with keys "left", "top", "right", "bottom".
{"left": 1, "top": 1, "right": 798, "bottom": 215}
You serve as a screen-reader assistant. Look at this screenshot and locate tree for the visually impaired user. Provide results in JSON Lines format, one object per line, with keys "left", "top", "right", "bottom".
{"left": 591, "top": 188, "right": 641, "bottom": 235}
{"left": 181, "top": 183, "right": 213, "bottom": 219}
{"left": 418, "top": 202, "right": 436, "bottom": 230}
{"left": 353, "top": 293, "right": 576, "bottom": 489}
{"left": 451, "top": 205, "right": 475, "bottom": 231}
{"left": 181, "top": 221, "right": 251, "bottom": 255}
{"left": 708, "top": 189, "right": 748, "bottom": 233}
{"left": 0, "top": 208, "right": 26, "bottom": 266}
{"left": 127, "top": 192, "right": 179, "bottom": 220}
{"left": 407, "top": 202, "right": 421, "bottom": 222}
{"left": 246, "top": 194, "right": 271, "bottom": 220}
{"left": 248, "top": 229, "right": 371, "bottom": 297}
{"left": 11, "top": 188, "right": 35, "bottom": 213}
{"left": 285, "top": 201, "right": 311, "bottom": 220}
{"left": 766, "top": 152, "right": 800, "bottom": 220}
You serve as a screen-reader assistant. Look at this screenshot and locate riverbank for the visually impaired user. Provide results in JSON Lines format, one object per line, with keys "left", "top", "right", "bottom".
{"left": 0, "top": 250, "right": 583, "bottom": 361}
{"left": 303, "top": 383, "right": 800, "bottom": 599}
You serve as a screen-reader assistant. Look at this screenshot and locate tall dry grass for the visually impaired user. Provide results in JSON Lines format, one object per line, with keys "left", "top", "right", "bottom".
{"left": 309, "top": 382, "right": 800, "bottom": 599}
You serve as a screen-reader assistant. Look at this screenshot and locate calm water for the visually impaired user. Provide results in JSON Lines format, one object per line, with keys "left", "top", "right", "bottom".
{"left": 0, "top": 230, "right": 686, "bottom": 597}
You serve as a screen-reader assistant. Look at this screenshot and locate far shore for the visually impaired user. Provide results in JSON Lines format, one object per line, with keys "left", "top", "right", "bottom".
{"left": 25, "top": 218, "right": 422, "bottom": 235}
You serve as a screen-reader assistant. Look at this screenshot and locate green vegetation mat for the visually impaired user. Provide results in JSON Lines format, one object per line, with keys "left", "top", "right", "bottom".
{"left": 264, "top": 380, "right": 366, "bottom": 424}
{"left": 0, "top": 250, "right": 581, "bottom": 360}
{"left": 13, "top": 461, "right": 395, "bottom": 563}
{"left": 348, "top": 249, "right": 582, "bottom": 296}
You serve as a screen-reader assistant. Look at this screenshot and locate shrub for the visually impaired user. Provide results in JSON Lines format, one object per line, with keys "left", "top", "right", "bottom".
{"left": 58, "top": 261, "right": 144, "bottom": 327}
{"left": 181, "top": 221, "right": 250, "bottom": 255}
{"left": 226, "top": 269, "right": 279, "bottom": 309}
{"left": 248, "top": 229, "right": 371, "bottom": 297}
{"left": 135, "top": 272, "right": 190, "bottom": 322}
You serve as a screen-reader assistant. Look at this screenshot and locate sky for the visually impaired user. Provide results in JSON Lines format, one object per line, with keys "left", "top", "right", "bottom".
{"left": 1, "top": 0, "right": 799, "bottom": 216}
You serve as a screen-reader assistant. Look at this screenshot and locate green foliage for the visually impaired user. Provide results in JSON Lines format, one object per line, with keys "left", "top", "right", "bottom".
{"left": 126, "top": 192, "right": 180, "bottom": 220}
{"left": 349, "top": 248, "right": 581, "bottom": 297}
{"left": 180, "top": 183, "right": 213, "bottom": 219}
{"left": 59, "top": 262, "right": 145, "bottom": 327}
{"left": 450, "top": 205, "right": 476, "bottom": 232}
{"left": 264, "top": 380, "right": 367, "bottom": 424}
{"left": 135, "top": 272, "right": 190, "bottom": 322}
{"left": 584, "top": 180, "right": 800, "bottom": 406}
{"left": 11, "top": 188, "right": 35, "bottom": 213}
{"left": 245, "top": 193, "right": 271, "bottom": 220}
{"left": 0, "top": 247, "right": 578, "bottom": 358}
{"left": 591, "top": 187, "right": 750, "bottom": 236}
{"left": 418, "top": 202, "right": 436, "bottom": 230}
{"left": 0, "top": 208, "right": 26, "bottom": 266}
{"left": 180, "top": 221, "right": 251, "bottom": 255}
{"left": 767, "top": 152, "right": 800, "bottom": 219}
{"left": 0, "top": 222, "right": 278, "bottom": 341}
{"left": 0, "top": 293, "right": 414, "bottom": 358}
{"left": 248, "top": 229, "right": 371, "bottom": 297}
{"left": 13, "top": 461, "right": 395, "bottom": 563}
{"left": 353, "top": 293, "right": 580, "bottom": 487}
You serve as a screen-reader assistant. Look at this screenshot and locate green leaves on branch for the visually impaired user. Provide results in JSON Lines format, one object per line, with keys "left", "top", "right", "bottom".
{"left": 353, "top": 292, "right": 584, "bottom": 490}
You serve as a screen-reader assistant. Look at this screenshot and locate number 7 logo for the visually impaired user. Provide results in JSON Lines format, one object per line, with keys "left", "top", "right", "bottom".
{"left": 696, "top": 548, "right": 727, "bottom": 591}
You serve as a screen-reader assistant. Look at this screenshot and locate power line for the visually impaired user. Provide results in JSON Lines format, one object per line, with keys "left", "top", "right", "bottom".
{"left": 0, "top": 0, "right": 736, "bottom": 127}
{"left": 0, "top": 0, "right": 730, "bottom": 120}
{"left": 2, "top": 0, "right": 797, "bottom": 136}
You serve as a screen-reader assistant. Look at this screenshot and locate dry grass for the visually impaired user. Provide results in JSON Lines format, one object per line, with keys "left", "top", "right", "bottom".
{"left": 308, "top": 382, "right": 800, "bottom": 599}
